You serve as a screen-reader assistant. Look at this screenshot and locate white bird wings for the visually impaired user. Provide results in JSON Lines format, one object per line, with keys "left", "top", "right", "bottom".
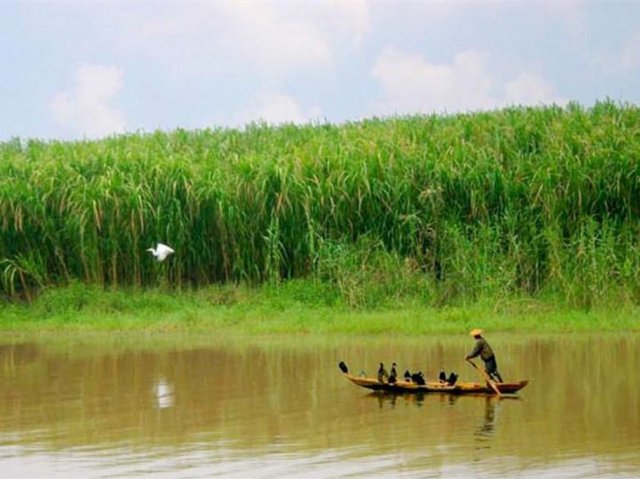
{"left": 148, "top": 242, "right": 175, "bottom": 261}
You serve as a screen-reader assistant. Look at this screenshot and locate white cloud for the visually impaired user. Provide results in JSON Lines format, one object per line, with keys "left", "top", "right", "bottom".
{"left": 370, "top": 48, "right": 495, "bottom": 115}
{"left": 50, "top": 64, "right": 126, "bottom": 138}
{"left": 123, "top": 1, "right": 372, "bottom": 76}
{"left": 504, "top": 73, "right": 565, "bottom": 106}
{"left": 326, "top": 0, "right": 371, "bottom": 49}
{"left": 370, "top": 47, "right": 565, "bottom": 116}
{"left": 232, "top": 92, "right": 322, "bottom": 126}
{"left": 537, "top": 0, "right": 585, "bottom": 17}
{"left": 215, "top": 2, "right": 331, "bottom": 72}
{"left": 370, "top": 2, "right": 461, "bottom": 26}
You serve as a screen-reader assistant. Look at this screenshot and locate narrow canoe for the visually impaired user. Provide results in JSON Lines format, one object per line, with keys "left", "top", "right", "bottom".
{"left": 342, "top": 373, "right": 529, "bottom": 395}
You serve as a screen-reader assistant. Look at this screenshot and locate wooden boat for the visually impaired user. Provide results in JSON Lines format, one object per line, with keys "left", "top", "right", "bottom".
{"left": 341, "top": 372, "right": 529, "bottom": 395}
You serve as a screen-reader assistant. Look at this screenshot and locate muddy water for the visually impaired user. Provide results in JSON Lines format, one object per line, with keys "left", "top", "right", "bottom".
{"left": 0, "top": 333, "right": 638, "bottom": 478}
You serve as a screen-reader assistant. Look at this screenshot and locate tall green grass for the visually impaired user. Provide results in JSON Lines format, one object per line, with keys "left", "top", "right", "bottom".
{"left": 1, "top": 101, "right": 640, "bottom": 308}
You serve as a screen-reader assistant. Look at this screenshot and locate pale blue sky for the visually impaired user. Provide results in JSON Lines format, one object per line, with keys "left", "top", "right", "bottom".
{"left": 1, "top": 1, "right": 639, "bottom": 141}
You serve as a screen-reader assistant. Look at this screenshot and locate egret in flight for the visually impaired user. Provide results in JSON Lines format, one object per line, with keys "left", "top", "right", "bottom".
{"left": 147, "top": 243, "right": 175, "bottom": 262}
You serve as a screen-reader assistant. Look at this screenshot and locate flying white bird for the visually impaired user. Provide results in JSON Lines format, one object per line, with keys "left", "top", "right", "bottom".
{"left": 147, "top": 243, "right": 175, "bottom": 262}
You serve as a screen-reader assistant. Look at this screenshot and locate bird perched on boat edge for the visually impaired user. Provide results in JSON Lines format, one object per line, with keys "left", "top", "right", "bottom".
{"left": 439, "top": 368, "right": 447, "bottom": 383}
{"left": 388, "top": 362, "right": 398, "bottom": 384}
{"left": 403, "top": 370, "right": 412, "bottom": 382}
{"left": 411, "top": 371, "right": 426, "bottom": 385}
{"left": 377, "top": 363, "right": 388, "bottom": 383}
{"left": 147, "top": 243, "right": 175, "bottom": 262}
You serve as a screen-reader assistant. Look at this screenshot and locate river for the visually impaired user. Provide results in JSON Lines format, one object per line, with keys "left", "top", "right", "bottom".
{"left": 0, "top": 332, "right": 638, "bottom": 478}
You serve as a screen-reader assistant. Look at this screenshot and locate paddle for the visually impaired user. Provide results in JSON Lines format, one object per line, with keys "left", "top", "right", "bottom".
{"left": 466, "top": 359, "right": 502, "bottom": 397}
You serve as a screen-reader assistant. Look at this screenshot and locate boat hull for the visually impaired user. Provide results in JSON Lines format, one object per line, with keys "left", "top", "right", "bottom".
{"left": 343, "top": 374, "right": 528, "bottom": 395}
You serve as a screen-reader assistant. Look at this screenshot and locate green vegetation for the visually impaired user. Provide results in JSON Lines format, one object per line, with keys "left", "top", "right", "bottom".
{"left": 1, "top": 101, "right": 640, "bottom": 323}
{"left": 0, "top": 281, "right": 637, "bottom": 334}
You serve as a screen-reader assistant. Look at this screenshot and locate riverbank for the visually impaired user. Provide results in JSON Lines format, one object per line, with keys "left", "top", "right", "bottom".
{"left": 1, "top": 282, "right": 637, "bottom": 334}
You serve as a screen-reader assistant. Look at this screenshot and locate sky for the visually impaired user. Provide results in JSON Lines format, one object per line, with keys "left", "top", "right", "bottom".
{"left": 1, "top": 1, "right": 639, "bottom": 142}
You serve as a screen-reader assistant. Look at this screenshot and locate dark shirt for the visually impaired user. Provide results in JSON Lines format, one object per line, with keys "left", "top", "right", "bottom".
{"left": 467, "top": 337, "right": 495, "bottom": 361}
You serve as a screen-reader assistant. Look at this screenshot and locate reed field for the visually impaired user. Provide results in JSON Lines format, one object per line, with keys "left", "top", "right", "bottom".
{"left": 1, "top": 101, "right": 640, "bottom": 314}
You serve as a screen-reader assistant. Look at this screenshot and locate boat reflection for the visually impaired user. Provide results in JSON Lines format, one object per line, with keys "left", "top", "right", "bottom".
{"left": 366, "top": 390, "right": 520, "bottom": 446}
{"left": 367, "top": 390, "right": 465, "bottom": 409}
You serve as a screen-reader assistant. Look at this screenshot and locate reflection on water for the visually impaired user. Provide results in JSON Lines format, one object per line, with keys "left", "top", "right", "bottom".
{"left": 370, "top": 390, "right": 464, "bottom": 409}
{"left": 475, "top": 397, "right": 498, "bottom": 438}
{"left": 473, "top": 396, "right": 499, "bottom": 458}
{"left": 370, "top": 390, "right": 505, "bottom": 458}
{"left": 153, "top": 377, "right": 174, "bottom": 409}
{"left": 0, "top": 333, "right": 639, "bottom": 478}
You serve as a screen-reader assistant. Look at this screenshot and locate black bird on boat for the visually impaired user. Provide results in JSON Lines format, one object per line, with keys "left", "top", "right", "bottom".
{"left": 403, "top": 370, "right": 412, "bottom": 381}
{"left": 439, "top": 368, "right": 447, "bottom": 383}
{"left": 339, "top": 361, "right": 348, "bottom": 374}
{"left": 447, "top": 372, "right": 458, "bottom": 385}
{"left": 377, "top": 363, "right": 388, "bottom": 383}
{"left": 388, "top": 362, "right": 398, "bottom": 384}
{"left": 411, "top": 371, "right": 426, "bottom": 385}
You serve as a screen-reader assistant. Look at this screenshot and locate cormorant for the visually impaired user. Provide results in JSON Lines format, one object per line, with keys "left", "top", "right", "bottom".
{"left": 403, "top": 370, "right": 412, "bottom": 382}
{"left": 388, "top": 362, "right": 398, "bottom": 384}
{"left": 411, "top": 371, "right": 426, "bottom": 385}
{"left": 377, "top": 363, "right": 388, "bottom": 383}
{"left": 439, "top": 368, "right": 447, "bottom": 383}
{"left": 339, "top": 361, "right": 348, "bottom": 374}
{"left": 447, "top": 372, "right": 458, "bottom": 385}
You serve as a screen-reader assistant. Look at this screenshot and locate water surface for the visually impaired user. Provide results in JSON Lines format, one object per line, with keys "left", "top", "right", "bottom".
{"left": 0, "top": 333, "right": 638, "bottom": 478}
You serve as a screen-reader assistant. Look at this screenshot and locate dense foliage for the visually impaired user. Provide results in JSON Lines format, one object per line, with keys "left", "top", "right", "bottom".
{"left": 1, "top": 101, "right": 639, "bottom": 307}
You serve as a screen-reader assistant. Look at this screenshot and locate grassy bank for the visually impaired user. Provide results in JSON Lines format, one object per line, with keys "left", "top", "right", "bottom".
{"left": 1, "top": 282, "right": 637, "bottom": 334}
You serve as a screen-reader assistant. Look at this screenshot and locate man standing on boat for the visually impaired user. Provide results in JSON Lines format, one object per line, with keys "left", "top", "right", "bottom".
{"left": 465, "top": 329, "right": 503, "bottom": 383}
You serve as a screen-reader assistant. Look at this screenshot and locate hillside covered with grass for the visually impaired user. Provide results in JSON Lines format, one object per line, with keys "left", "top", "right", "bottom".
{"left": 2, "top": 101, "right": 640, "bottom": 309}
